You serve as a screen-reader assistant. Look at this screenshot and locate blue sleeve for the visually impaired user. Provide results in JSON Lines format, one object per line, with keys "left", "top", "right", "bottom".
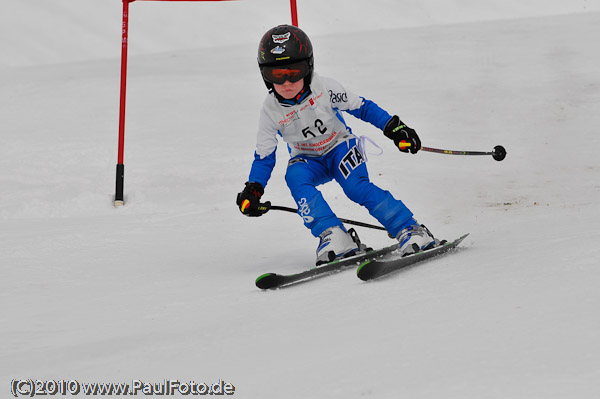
{"left": 248, "top": 149, "right": 276, "bottom": 188}
{"left": 346, "top": 97, "right": 392, "bottom": 131}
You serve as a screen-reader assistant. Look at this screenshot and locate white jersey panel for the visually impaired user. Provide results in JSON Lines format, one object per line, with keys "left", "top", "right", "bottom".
{"left": 256, "top": 106, "right": 279, "bottom": 159}
{"left": 320, "top": 76, "right": 364, "bottom": 112}
{"left": 255, "top": 74, "right": 364, "bottom": 159}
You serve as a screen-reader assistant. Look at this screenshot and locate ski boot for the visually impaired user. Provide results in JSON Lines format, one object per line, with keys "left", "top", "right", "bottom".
{"left": 315, "top": 226, "right": 365, "bottom": 266}
{"left": 396, "top": 223, "right": 438, "bottom": 257}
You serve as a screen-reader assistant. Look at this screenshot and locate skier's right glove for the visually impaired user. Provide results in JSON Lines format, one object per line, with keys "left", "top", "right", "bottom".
{"left": 383, "top": 115, "right": 421, "bottom": 154}
{"left": 236, "top": 182, "right": 265, "bottom": 217}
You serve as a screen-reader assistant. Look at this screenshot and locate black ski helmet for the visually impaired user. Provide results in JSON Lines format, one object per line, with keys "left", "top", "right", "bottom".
{"left": 258, "top": 25, "right": 314, "bottom": 89}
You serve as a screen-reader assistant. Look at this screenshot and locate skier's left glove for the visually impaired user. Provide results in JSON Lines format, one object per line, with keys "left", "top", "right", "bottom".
{"left": 383, "top": 115, "right": 421, "bottom": 154}
{"left": 236, "top": 182, "right": 265, "bottom": 217}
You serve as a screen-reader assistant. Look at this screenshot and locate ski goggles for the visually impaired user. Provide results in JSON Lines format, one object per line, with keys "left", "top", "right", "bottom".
{"left": 261, "top": 61, "right": 310, "bottom": 84}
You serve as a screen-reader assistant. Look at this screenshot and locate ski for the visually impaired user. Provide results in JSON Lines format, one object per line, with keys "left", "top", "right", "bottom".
{"left": 356, "top": 233, "right": 469, "bottom": 281}
{"left": 255, "top": 243, "right": 399, "bottom": 290}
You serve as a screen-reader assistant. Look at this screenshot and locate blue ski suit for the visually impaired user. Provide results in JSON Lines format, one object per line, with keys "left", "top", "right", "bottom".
{"left": 248, "top": 73, "right": 415, "bottom": 238}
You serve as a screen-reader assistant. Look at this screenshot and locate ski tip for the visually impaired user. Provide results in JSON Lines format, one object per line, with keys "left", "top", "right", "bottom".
{"left": 255, "top": 273, "right": 284, "bottom": 290}
{"left": 356, "top": 260, "right": 376, "bottom": 281}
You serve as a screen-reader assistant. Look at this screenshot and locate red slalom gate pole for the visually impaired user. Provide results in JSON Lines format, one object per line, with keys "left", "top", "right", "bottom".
{"left": 290, "top": 0, "right": 298, "bottom": 26}
{"left": 115, "top": 0, "right": 134, "bottom": 207}
{"left": 112, "top": 0, "right": 245, "bottom": 207}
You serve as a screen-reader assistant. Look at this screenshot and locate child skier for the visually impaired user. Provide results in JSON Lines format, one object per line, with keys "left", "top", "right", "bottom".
{"left": 236, "top": 25, "right": 437, "bottom": 265}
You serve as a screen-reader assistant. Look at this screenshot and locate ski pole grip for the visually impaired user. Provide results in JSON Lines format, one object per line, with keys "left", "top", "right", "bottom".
{"left": 257, "top": 201, "right": 272, "bottom": 215}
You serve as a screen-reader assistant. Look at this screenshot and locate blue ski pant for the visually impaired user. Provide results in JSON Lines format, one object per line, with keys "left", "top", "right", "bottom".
{"left": 285, "top": 139, "right": 415, "bottom": 238}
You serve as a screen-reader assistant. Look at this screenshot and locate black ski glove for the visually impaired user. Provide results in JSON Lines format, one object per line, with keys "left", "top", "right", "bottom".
{"left": 383, "top": 115, "right": 421, "bottom": 154}
{"left": 236, "top": 182, "right": 265, "bottom": 217}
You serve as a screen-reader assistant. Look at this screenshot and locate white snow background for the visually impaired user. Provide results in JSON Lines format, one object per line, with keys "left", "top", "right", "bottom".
{"left": 2, "top": 0, "right": 600, "bottom": 397}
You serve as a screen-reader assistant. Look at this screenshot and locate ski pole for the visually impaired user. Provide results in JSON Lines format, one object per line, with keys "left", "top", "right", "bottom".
{"left": 259, "top": 202, "right": 388, "bottom": 232}
{"left": 398, "top": 142, "right": 507, "bottom": 161}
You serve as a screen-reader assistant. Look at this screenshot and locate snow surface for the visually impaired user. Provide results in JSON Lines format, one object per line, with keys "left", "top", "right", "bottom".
{"left": 2, "top": 1, "right": 600, "bottom": 398}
